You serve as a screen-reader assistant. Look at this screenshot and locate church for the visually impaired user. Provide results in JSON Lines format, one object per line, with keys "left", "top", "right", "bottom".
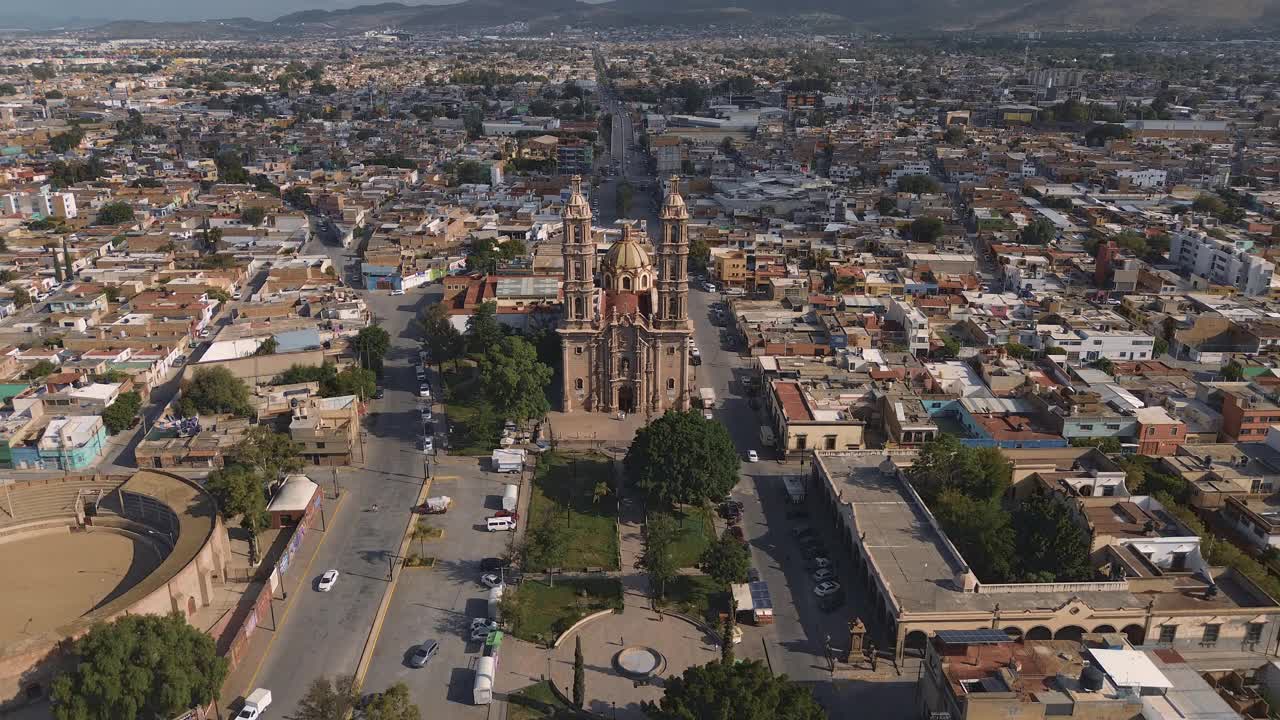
{"left": 559, "top": 175, "right": 693, "bottom": 415}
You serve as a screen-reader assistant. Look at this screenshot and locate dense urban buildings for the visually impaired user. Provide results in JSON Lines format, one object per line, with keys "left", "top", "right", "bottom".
{"left": 4, "top": 21, "right": 1280, "bottom": 720}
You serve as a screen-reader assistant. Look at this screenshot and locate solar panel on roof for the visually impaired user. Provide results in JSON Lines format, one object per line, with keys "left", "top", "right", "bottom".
{"left": 935, "top": 629, "right": 1012, "bottom": 645}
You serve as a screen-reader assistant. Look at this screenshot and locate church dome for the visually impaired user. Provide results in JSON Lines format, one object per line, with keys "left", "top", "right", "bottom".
{"left": 603, "top": 233, "right": 651, "bottom": 272}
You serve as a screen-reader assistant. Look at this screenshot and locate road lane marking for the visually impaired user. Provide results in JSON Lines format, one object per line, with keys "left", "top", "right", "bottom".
{"left": 240, "top": 490, "right": 348, "bottom": 697}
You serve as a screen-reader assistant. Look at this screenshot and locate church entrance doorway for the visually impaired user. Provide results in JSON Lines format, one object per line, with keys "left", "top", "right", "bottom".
{"left": 617, "top": 385, "right": 636, "bottom": 414}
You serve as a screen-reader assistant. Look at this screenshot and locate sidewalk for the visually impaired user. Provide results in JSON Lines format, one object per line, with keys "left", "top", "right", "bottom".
{"left": 217, "top": 491, "right": 347, "bottom": 713}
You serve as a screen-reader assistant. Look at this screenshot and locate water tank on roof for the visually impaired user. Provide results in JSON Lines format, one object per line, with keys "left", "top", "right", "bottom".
{"left": 1081, "top": 664, "right": 1105, "bottom": 692}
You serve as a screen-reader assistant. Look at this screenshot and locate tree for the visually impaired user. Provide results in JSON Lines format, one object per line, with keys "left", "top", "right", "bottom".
{"left": 876, "top": 196, "right": 897, "bottom": 215}
{"left": 333, "top": 366, "right": 377, "bottom": 400}
{"left": 466, "top": 301, "right": 503, "bottom": 355}
{"left": 699, "top": 534, "right": 750, "bottom": 587}
{"left": 1070, "top": 436, "right": 1122, "bottom": 453}
{"left": 642, "top": 660, "right": 825, "bottom": 720}
{"left": 240, "top": 206, "right": 267, "bottom": 226}
{"left": 522, "top": 509, "right": 568, "bottom": 572}
{"left": 931, "top": 489, "right": 1016, "bottom": 583}
{"left": 1011, "top": 493, "right": 1092, "bottom": 582}
{"left": 101, "top": 391, "right": 142, "bottom": 435}
{"left": 1084, "top": 123, "right": 1130, "bottom": 147}
{"left": 296, "top": 675, "right": 358, "bottom": 720}
{"left": 95, "top": 202, "right": 135, "bottom": 226}
{"left": 640, "top": 513, "right": 678, "bottom": 599}
{"left": 573, "top": 636, "right": 586, "bottom": 709}
{"left": 51, "top": 612, "right": 227, "bottom": 720}
{"left": 1222, "top": 360, "right": 1245, "bottom": 381}
{"left": 456, "top": 160, "right": 489, "bottom": 185}
{"left": 179, "top": 366, "right": 253, "bottom": 417}
{"left": 720, "top": 612, "right": 735, "bottom": 664}
{"left": 626, "top": 410, "right": 740, "bottom": 509}
{"left": 895, "top": 174, "right": 940, "bottom": 194}
{"left": 1003, "top": 342, "right": 1032, "bottom": 359}
{"left": 910, "top": 216, "right": 944, "bottom": 244}
{"left": 935, "top": 334, "right": 961, "bottom": 360}
{"left": 205, "top": 463, "right": 270, "bottom": 563}
{"left": 592, "top": 481, "right": 611, "bottom": 506}
{"left": 1153, "top": 336, "right": 1169, "bottom": 357}
{"left": 23, "top": 359, "right": 56, "bottom": 380}
{"left": 229, "top": 426, "right": 303, "bottom": 482}
{"left": 362, "top": 682, "right": 420, "bottom": 720}
{"left": 207, "top": 288, "right": 231, "bottom": 303}
{"left": 688, "top": 237, "right": 711, "bottom": 275}
{"left": 11, "top": 285, "right": 30, "bottom": 308}
{"left": 1090, "top": 357, "right": 1116, "bottom": 375}
{"left": 1019, "top": 217, "right": 1056, "bottom": 245}
{"left": 352, "top": 324, "right": 391, "bottom": 371}
{"left": 416, "top": 303, "right": 464, "bottom": 370}
{"left": 0, "top": 83, "right": 15, "bottom": 96}
{"left": 254, "top": 337, "right": 278, "bottom": 356}
{"left": 478, "top": 336, "right": 552, "bottom": 423}
{"left": 943, "top": 125, "right": 966, "bottom": 145}
{"left": 1193, "top": 193, "right": 1227, "bottom": 216}
{"left": 63, "top": 241, "right": 74, "bottom": 279}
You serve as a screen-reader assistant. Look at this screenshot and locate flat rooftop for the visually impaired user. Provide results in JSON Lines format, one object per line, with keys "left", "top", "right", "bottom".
{"left": 815, "top": 452, "right": 1277, "bottom": 616}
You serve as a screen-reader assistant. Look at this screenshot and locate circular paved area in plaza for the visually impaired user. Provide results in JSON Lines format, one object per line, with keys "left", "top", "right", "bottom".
{"left": 549, "top": 603, "right": 719, "bottom": 718}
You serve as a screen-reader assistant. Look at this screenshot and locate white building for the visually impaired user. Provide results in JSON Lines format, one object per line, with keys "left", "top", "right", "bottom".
{"left": 1170, "top": 231, "right": 1274, "bottom": 296}
{"left": 887, "top": 299, "right": 931, "bottom": 355}
{"left": 1117, "top": 168, "right": 1168, "bottom": 189}
{"left": 1043, "top": 328, "right": 1156, "bottom": 365}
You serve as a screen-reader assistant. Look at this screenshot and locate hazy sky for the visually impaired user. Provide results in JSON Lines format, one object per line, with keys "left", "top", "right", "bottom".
{"left": 0, "top": 0, "right": 461, "bottom": 24}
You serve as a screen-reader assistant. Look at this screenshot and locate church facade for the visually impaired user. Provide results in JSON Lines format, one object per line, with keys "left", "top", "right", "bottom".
{"left": 559, "top": 176, "right": 693, "bottom": 414}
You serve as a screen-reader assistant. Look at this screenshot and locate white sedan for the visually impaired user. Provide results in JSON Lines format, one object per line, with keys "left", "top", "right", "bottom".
{"left": 317, "top": 569, "right": 339, "bottom": 592}
{"left": 480, "top": 573, "right": 504, "bottom": 589}
{"left": 747, "top": 450, "right": 759, "bottom": 463}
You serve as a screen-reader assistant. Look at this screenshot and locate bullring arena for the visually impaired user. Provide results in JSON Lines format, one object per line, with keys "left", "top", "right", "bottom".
{"left": 0, "top": 471, "right": 230, "bottom": 710}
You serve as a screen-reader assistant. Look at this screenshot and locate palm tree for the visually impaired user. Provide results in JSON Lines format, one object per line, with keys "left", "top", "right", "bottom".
{"left": 411, "top": 520, "right": 435, "bottom": 557}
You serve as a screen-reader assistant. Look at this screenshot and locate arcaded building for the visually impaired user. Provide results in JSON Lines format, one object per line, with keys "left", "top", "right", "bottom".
{"left": 559, "top": 176, "right": 692, "bottom": 414}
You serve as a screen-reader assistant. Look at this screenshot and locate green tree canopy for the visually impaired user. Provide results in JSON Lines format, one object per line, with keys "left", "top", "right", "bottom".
{"left": 1011, "top": 493, "right": 1092, "bottom": 582}
{"left": 931, "top": 489, "right": 1016, "bottom": 583}
{"left": 906, "top": 434, "right": 1012, "bottom": 504}
{"left": 466, "top": 301, "right": 503, "bottom": 354}
{"left": 51, "top": 612, "right": 227, "bottom": 720}
{"left": 416, "top": 302, "right": 465, "bottom": 370}
{"left": 1019, "top": 217, "right": 1057, "bottom": 245}
{"left": 478, "top": 335, "right": 552, "bottom": 423}
{"left": 910, "top": 216, "right": 945, "bottom": 244}
{"left": 362, "top": 682, "right": 420, "bottom": 720}
{"left": 625, "top": 410, "right": 740, "bottom": 509}
{"left": 643, "top": 660, "right": 825, "bottom": 720}
{"left": 456, "top": 160, "right": 489, "bottom": 185}
{"left": 296, "top": 675, "right": 358, "bottom": 720}
{"left": 1222, "top": 360, "right": 1245, "bottom": 382}
{"left": 94, "top": 201, "right": 135, "bottom": 226}
{"left": 205, "top": 463, "right": 270, "bottom": 562}
{"left": 698, "top": 533, "right": 751, "bottom": 586}
{"left": 179, "top": 366, "right": 253, "bottom": 417}
{"left": 640, "top": 513, "right": 679, "bottom": 599}
{"left": 352, "top": 324, "right": 391, "bottom": 370}
{"left": 23, "top": 359, "right": 56, "bottom": 380}
{"left": 688, "top": 237, "right": 711, "bottom": 275}
{"left": 229, "top": 426, "right": 303, "bottom": 482}
{"left": 240, "top": 206, "right": 267, "bottom": 226}
{"left": 895, "top": 174, "right": 940, "bottom": 194}
{"left": 101, "top": 391, "right": 142, "bottom": 435}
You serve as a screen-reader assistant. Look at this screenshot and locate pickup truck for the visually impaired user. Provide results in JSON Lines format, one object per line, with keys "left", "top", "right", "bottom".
{"left": 238, "top": 689, "right": 272, "bottom": 720}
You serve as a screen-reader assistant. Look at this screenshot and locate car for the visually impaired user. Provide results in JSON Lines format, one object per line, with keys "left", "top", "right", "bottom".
{"left": 808, "top": 556, "right": 832, "bottom": 570}
{"left": 421, "top": 407, "right": 433, "bottom": 421}
{"left": 480, "top": 573, "right": 504, "bottom": 589}
{"left": 703, "top": 410, "right": 714, "bottom": 420}
{"left": 317, "top": 569, "right": 339, "bottom": 592}
{"left": 746, "top": 450, "right": 759, "bottom": 463}
{"left": 419, "top": 385, "right": 431, "bottom": 398}
{"left": 703, "top": 282, "right": 717, "bottom": 292}
{"left": 818, "top": 589, "right": 846, "bottom": 612}
{"left": 812, "top": 568, "right": 836, "bottom": 582}
{"left": 480, "top": 557, "right": 507, "bottom": 571}
{"left": 493, "top": 509, "right": 519, "bottom": 520}
{"left": 415, "top": 368, "right": 426, "bottom": 380}
{"left": 813, "top": 581, "right": 842, "bottom": 597}
{"left": 390, "top": 288, "right": 405, "bottom": 296}
{"left": 373, "top": 388, "right": 385, "bottom": 400}
{"left": 470, "top": 618, "right": 499, "bottom": 641}
{"left": 408, "top": 640, "right": 438, "bottom": 668}
{"left": 421, "top": 436, "right": 434, "bottom": 452}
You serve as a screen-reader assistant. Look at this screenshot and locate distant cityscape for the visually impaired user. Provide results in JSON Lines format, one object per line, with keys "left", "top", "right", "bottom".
{"left": 3, "top": 24, "right": 1280, "bottom": 720}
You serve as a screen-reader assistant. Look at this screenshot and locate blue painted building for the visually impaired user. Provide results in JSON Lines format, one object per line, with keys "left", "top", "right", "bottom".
{"left": 361, "top": 264, "right": 403, "bottom": 292}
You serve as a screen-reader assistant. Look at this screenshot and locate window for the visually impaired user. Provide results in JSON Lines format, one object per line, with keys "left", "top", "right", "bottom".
{"left": 1148, "top": 427, "right": 1157, "bottom": 436}
{"left": 795, "top": 435, "right": 807, "bottom": 450}
{"left": 667, "top": 347, "right": 675, "bottom": 355}
{"left": 574, "top": 378, "right": 584, "bottom": 390}
{"left": 1079, "top": 424, "right": 1094, "bottom": 431}
{"left": 667, "top": 378, "right": 675, "bottom": 390}
{"left": 575, "top": 347, "right": 583, "bottom": 355}
{"left": 316, "top": 442, "right": 326, "bottom": 449}
{"left": 1158, "top": 625, "right": 1177, "bottom": 644}
{"left": 1202, "top": 624, "right": 1220, "bottom": 646}
{"left": 1246, "top": 623, "right": 1265, "bottom": 645}
{"left": 824, "top": 435, "right": 837, "bottom": 450}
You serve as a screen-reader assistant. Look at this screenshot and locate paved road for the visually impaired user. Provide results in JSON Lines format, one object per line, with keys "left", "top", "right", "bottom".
{"left": 247, "top": 277, "right": 438, "bottom": 710}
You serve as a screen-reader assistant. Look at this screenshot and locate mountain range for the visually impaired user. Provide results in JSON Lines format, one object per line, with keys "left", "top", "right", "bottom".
{"left": 76, "top": 0, "right": 1280, "bottom": 38}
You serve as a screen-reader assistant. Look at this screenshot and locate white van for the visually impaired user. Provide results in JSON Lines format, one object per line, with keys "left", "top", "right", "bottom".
{"left": 486, "top": 516, "right": 516, "bottom": 532}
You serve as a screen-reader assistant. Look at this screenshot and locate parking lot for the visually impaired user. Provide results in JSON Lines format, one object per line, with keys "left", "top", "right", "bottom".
{"left": 360, "top": 454, "right": 522, "bottom": 716}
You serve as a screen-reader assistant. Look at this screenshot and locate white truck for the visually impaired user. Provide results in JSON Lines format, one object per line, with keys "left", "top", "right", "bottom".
{"left": 491, "top": 448, "right": 525, "bottom": 473}
{"left": 698, "top": 387, "right": 717, "bottom": 409}
{"left": 501, "top": 483, "right": 519, "bottom": 512}
{"left": 237, "top": 689, "right": 272, "bottom": 720}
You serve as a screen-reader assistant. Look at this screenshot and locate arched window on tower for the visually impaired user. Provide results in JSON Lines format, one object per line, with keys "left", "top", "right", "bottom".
{"left": 573, "top": 297, "right": 584, "bottom": 318}
{"left": 668, "top": 298, "right": 679, "bottom": 319}
{"left": 622, "top": 276, "right": 632, "bottom": 291}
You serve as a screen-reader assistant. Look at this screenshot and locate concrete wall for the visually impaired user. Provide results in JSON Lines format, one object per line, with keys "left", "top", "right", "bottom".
{"left": 184, "top": 348, "right": 327, "bottom": 386}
